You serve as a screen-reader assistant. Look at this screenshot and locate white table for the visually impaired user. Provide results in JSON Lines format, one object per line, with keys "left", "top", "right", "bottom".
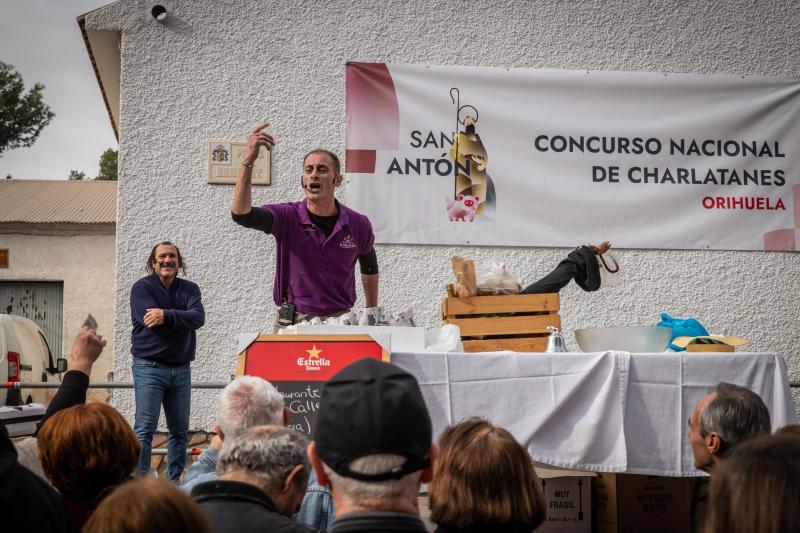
{"left": 393, "top": 351, "right": 797, "bottom": 477}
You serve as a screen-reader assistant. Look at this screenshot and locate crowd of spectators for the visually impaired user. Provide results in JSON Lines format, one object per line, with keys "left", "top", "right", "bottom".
{"left": 1, "top": 326, "right": 798, "bottom": 532}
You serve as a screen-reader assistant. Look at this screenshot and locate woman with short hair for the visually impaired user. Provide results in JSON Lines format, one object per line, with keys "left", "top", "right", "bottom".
{"left": 705, "top": 434, "right": 800, "bottom": 533}
{"left": 37, "top": 402, "right": 140, "bottom": 530}
{"left": 429, "top": 418, "right": 546, "bottom": 532}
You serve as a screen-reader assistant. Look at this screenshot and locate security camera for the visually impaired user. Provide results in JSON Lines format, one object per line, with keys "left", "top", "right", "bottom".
{"left": 151, "top": 5, "right": 167, "bottom": 21}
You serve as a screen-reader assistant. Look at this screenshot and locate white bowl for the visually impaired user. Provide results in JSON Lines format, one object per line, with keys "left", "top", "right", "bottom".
{"left": 574, "top": 326, "right": 672, "bottom": 353}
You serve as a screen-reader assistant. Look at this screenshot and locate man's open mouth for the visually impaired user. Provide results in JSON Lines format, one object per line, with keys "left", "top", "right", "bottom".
{"left": 308, "top": 183, "right": 321, "bottom": 191}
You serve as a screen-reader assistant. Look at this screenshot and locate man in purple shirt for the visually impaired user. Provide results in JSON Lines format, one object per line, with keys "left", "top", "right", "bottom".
{"left": 231, "top": 123, "right": 379, "bottom": 326}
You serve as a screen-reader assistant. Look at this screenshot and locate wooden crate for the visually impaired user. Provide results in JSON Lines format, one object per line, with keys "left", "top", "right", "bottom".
{"left": 441, "top": 293, "right": 560, "bottom": 352}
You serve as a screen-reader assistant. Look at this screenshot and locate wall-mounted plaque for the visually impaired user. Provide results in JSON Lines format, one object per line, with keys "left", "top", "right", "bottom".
{"left": 207, "top": 140, "right": 271, "bottom": 185}
{"left": 0, "top": 249, "right": 8, "bottom": 268}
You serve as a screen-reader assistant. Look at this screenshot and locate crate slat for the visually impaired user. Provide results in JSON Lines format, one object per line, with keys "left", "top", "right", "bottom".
{"left": 443, "top": 293, "right": 559, "bottom": 316}
{"left": 462, "top": 337, "right": 549, "bottom": 353}
{"left": 445, "top": 314, "right": 561, "bottom": 337}
{"left": 442, "top": 293, "right": 561, "bottom": 353}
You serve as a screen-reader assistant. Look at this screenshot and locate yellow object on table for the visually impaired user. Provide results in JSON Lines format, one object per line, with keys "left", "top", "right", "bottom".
{"left": 672, "top": 336, "right": 749, "bottom": 353}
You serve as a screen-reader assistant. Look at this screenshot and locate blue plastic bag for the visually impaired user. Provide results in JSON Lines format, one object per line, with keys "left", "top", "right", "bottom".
{"left": 656, "top": 313, "right": 709, "bottom": 351}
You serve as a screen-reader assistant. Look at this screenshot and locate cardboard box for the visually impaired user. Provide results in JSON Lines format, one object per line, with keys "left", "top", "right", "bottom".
{"left": 594, "top": 473, "right": 694, "bottom": 533}
{"left": 536, "top": 467, "right": 593, "bottom": 533}
{"left": 673, "top": 335, "right": 748, "bottom": 352}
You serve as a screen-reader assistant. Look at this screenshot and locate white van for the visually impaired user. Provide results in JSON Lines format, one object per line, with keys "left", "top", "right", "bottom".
{"left": 0, "top": 314, "right": 61, "bottom": 406}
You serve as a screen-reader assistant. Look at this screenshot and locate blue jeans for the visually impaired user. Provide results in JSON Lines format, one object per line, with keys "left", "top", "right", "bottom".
{"left": 132, "top": 357, "right": 191, "bottom": 480}
{"left": 295, "top": 467, "right": 336, "bottom": 531}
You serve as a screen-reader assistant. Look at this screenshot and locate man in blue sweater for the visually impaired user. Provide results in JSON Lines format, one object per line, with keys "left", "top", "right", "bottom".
{"left": 130, "top": 241, "right": 205, "bottom": 480}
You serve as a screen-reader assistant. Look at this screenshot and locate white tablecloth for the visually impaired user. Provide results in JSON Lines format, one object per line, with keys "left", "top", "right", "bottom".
{"left": 393, "top": 351, "right": 797, "bottom": 477}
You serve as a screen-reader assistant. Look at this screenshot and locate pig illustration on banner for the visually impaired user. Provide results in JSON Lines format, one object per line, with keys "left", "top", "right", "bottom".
{"left": 447, "top": 194, "right": 481, "bottom": 222}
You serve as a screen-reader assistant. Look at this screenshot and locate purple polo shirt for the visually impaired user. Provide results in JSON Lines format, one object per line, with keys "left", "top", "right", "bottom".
{"left": 264, "top": 200, "right": 375, "bottom": 316}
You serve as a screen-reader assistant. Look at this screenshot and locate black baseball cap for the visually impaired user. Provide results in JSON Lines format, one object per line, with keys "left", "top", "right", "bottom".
{"left": 314, "top": 358, "right": 432, "bottom": 481}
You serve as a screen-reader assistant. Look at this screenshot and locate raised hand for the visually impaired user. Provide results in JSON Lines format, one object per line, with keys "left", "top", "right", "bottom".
{"left": 242, "top": 122, "right": 275, "bottom": 165}
{"left": 594, "top": 241, "right": 611, "bottom": 254}
{"left": 69, "top": 325, "right": 107, "bottom": 376}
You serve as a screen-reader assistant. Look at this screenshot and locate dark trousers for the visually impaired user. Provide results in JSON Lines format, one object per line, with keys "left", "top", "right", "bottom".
{"left": 521, "top": 261, "right": 578, "bottom": 294}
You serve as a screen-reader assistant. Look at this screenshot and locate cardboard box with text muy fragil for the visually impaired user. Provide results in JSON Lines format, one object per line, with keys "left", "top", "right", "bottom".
{"left": 593, "top": 473, "right": 694, "bottom": 533}
{"left": 535, "top": 467, "right": 593, "bottom": 533}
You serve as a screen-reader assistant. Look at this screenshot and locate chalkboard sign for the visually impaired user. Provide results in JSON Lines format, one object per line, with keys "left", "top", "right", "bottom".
{"left": 236, "top": 334, "right": 389, "bottom": 436}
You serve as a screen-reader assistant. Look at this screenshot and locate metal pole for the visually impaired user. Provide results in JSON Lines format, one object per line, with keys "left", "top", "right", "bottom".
{"left": 2, "top": 381, "right": 230, "bottom": 389}
{"left": 7, "top": 381, "right": 800, "bottom": 388}
{"left": 152, "top": 447, "right": 203, "bottom": 456}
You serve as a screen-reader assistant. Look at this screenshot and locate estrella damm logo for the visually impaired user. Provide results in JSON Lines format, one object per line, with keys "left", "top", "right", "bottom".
{"left": 296, "top": 345, "right": 331, "bottom": 371}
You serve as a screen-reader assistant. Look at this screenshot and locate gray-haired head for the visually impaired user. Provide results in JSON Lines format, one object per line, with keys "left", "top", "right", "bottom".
{"left": 699, "top": 382, "right": 771, "bottom": 457}
{"left": 216, "top": 425, "right": 310, "bottom": 492}
{"left": 216, "top": 376, "right": 285, "bottom": 438}
{"left": 322, "top": 453, "right": 424, "bottom": 504}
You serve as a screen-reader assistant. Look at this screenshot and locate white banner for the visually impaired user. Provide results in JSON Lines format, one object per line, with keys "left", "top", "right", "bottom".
{"left": 344, "top": 63, "right": 800, "bottom": 251}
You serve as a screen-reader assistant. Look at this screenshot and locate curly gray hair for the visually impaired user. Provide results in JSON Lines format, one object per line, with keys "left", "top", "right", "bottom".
{"left": 217, "top": 425, "right": 309, "bottom": 492}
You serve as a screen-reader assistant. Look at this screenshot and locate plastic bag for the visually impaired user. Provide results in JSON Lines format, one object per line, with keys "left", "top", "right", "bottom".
{"left": 357, "top": 306, "right": 386, "bottom": 326}
{"left": 314, "top": 307, "right": 415, "bottom": 327}
{"left": 388, "top": 310, "right": 415, "bottom": 327}
{"left": 656, "top": 313, "right": 709, "bottom": 351}
{"left": 425, "top": 324, "right": 464, "bottom": 352}
{"left": 476, "top": 260, "right": 521, "bottom": 295}
{"left": 329, "top": 311, "right": 357, "bottom": 325}
{"left": 597, "top": 251, "right": 622, "bottom": 288}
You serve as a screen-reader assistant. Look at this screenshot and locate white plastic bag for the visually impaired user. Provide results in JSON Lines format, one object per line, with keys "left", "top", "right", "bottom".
{"left": 357, "top": 306, "right": 386, "bottom": 325}
{"left": 597, "top": 252, "right": 622, "bottom": 288}
{"left": 476, "top": 260, "right": 521, "bottom": 295}
{"left": 425, "top": 325, "right": 464, "bottom": 352}
{"left": 389, "top": 310, "right": 415, "bottom": 327}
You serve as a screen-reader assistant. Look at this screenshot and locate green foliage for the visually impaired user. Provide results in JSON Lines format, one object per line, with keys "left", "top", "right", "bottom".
{"left": 0, "top": 62, "right": 54, "bottom": 155}
{"left": 68, "top": 170, "right": 86, "bottom": 180}
{"left": 96, "top": 148, "right": 117, "bottom": 181}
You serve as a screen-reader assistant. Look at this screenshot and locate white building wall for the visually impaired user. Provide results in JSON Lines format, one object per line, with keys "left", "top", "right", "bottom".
{"left": 0, "top": 232, "right": 116, "bottom": 402}
{"left": 86, "top": 0, "right": 800, "bottom": 429}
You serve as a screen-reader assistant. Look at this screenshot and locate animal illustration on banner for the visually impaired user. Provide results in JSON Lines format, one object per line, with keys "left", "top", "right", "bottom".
{"left": 446, "top": 88, "right": 496, "bottom": 222}
{"left": 447, "top": 194, "right": 480, "bottom": 221}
